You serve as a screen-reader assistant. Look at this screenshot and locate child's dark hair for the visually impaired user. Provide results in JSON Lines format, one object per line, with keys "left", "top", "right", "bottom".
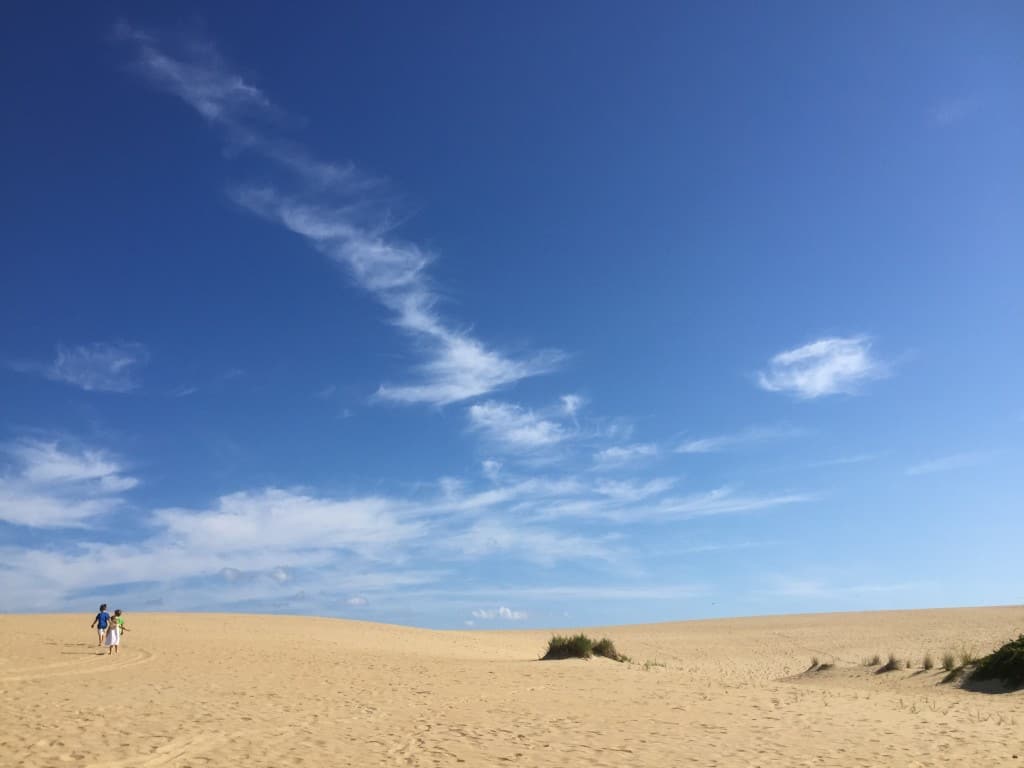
{"left": 114, "top": 609, "right": 122, "bottom": 616}
{"left": 100, "top": 604, "right": 107, "bottom": 611}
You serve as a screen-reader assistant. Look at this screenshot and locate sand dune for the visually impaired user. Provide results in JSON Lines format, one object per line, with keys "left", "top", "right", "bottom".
{"left": 1, "top": 607, "right": 1021, "bottom": 767}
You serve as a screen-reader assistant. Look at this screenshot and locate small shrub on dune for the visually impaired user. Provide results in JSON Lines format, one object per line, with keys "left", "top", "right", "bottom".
{"left": 970, "top": 634, "right": 1024, "bottom": 689}
{"left": 922, "top": 653, "right": 935, "bottom": 671}
{"left": 942, "top": 652, "right": 956, "bottom": 672}
{"left": 592, "top": 637, "right": 627, "bottom": 662}
{"left": 542, "top": 634, "right": 628, "bottom": 662}
{"left": 866, "top": 653, "right": 882, "bottom": 666}
{"left": 542, "top": 634, "right": 594, "bottom": 660}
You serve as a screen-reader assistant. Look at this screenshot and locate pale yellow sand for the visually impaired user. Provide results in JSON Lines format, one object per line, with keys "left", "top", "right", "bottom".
{"left": 2, "top": 607, "right": 1022, "bottom": 767}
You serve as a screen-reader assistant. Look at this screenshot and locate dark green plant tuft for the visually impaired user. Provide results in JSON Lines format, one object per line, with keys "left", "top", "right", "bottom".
{"left": 970, "top": 634, "right": 1024, "bottom": 689}
{"left": 942, "top": 652, "right": 956, "bottom": 672}
{"left": 922, "top": 653, "right": 934, "bottom": 671}
{"left": 592, "top": 637, "right": 626, "bottom": 662}
{"left": 542, "top": 634, "right": 628, "bottom": 662}
{"left": 542, "top": 633, "right": 594, "bottom": 660}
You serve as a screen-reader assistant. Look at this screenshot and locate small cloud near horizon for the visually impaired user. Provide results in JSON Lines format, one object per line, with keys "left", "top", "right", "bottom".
{"left": 471, "top": 606, "right": 527, "bottom": 621}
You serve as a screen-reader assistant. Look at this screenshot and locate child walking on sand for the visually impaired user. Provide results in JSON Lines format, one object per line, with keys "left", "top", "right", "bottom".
{"left": 90, "top": 604, "right": 110, "bottom": 647}
{"left": 104, "top": 613, "right": 120, "bottom": 655}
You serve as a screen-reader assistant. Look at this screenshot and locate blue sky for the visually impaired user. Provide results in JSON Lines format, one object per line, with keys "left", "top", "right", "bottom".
{"left": 1, "top": 3, "right": 1022, "bottom": 628}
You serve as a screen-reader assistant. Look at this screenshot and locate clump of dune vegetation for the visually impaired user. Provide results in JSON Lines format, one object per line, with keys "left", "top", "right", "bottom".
{"left": 942, "top": 652, "right": 956, "bottom": 672}
{"left": 864, "top": 653, "right": 881, "bottom": 666}
{"left": 922, "top": 653, "right": 934, "bottom": 670}
{"left": 592, "top": 637, "right": 628, "bottom": 662}
{"left": 542, "top": 634, "right": 627, "bottom": 662}
{"left": 970, "top": 634, "right": 1024, "bottom": 689}
{"left": 878, "top": 653, "right": 902, "bottom": 673}
{"left": 542, "top": 634, "right": 592, "bottom": 659}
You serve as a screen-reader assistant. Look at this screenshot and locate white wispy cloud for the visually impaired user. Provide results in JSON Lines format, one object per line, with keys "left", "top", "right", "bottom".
{"left": 676, "top": 425, "right": 801, "bottom": 454}
{"left": 468, "top": 401, "right": 568, "bottom": 450}
{"left": 906, "top": 452, "right": 987, "bottom": 476}
{"left": 119, "top": 26, "right": 560, "bottom": 406}
{"left": 593, "top": 443, "right": 658, "bottom": 467}
{"left": 153, "top": 487, "right": 425, "bottom": 559}
{"left": 652, "top": 488, "right": 812, "bottom": 520}
{"left": 531, "top": 485, "right": 805, "bottom": 523}
{"left": 560, "top": 394, "right": 584, "bottom": 417}
{"left": 481, "top": 459, "right": 502, "bottom": 481}
{"left": 412, "top": 583, "right": 707, "bottom": 601}
{"left": 757, "top": 336, "right": 886, "bottom": 398}
{"left": 0, "top": 439, "right": 138, "bottom": 527}
{"left": 809, "top": 453, "right": 877, "bottom": 468}
{"left": 593, "top": 478, "right": 675, "bottom": 502}
{"left": 14, "top": 342, "right": 148, "bottom": 393}
{"left": 2, "top": 443, "right": 813, "bottom": 611}
{"left": 679, "top": 541, "right": 764, "bottom": 554}
{"left": 116, "top": 22, "right": 270, "bottom": 121}
{"left": 471, "top": 606, "right": 527, "bottom": 621}
{"left": 233, "top": 189, "right": 562, "bottom": 406}
{"left": 445, "top": 519, "right": 616, "bottom": 565}
{"left": 115, "top": 23, "right": 362, "bottom": 190}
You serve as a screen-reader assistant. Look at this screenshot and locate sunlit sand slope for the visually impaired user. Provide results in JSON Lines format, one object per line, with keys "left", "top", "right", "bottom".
{"left": 1, "top": 607, "right": 1021, "bottom": 767}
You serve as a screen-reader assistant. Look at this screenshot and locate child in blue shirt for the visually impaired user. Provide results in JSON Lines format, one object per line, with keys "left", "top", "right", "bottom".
{"left": 90, "top": 604, "right": 110, "bottom": 647}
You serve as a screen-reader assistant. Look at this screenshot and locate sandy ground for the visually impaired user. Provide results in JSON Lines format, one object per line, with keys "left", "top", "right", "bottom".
{"left": 1, "top": 607, "right": 1022, "bottom": 767}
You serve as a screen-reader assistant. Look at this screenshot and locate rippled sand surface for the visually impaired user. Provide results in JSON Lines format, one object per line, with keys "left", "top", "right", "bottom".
{"left": 2, "top": 607, "right": 1022, "bottom": 767}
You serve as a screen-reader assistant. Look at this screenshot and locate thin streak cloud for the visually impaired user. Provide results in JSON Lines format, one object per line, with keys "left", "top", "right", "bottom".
{"left": 906, "top": 452, "right": 987, "bottom": 476}
{"left": 119, "top": 25, "right": 561, "bottom": 406}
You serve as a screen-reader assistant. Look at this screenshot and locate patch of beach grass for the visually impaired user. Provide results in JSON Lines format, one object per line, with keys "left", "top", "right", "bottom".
{"left": 970, "top": 634, "right": 1024, "bottom": 689}
{"left": 542, "top": 634, "right": 593, "bottom": 660}
{"left": 542, "top": 634, "right": 628, "bottom": 662}
{"left": 592, "top": 637, "right": 627, "bottom": 662}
